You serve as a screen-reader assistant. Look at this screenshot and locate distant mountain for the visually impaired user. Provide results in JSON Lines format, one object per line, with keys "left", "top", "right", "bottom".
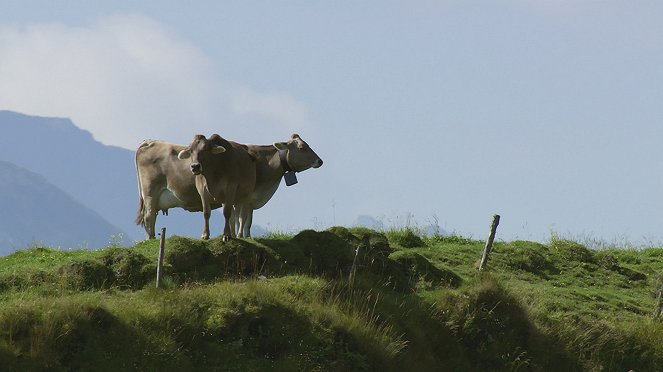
{"left": 0, "top": 160, "right": 123, "bottom": 254}
{"left": 0, "top": 110, "right": 228, "bottom": 242}
{"left": 0, "top": 110, "right": 140, "bottom": 239}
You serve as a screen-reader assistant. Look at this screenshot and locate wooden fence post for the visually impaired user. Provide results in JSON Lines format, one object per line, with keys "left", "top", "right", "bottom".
{"left": 654, "top": 283, "right": 663, "bottom": 318}
{"left": 478, "top": 215, "right": 500, "bottom": 271}
{"left": 156, "top": 227, "right": 166, "bottom": 288}
{"left": 348, "top": 243, "right": 361, "bottom": 289}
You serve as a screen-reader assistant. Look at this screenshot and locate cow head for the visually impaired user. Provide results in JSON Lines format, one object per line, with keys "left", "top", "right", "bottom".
{"left": 178, "top": 134, "right": 226, "bottom": 175}
{"left": 273, "top": 133, "right": 323, "bottom": 172}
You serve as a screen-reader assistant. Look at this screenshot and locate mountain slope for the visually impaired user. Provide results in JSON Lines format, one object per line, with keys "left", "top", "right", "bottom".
{"left": 0, "top": 110, "right": 140, "bottom": 239}
{"left": 0, "top": 110, "right": 274, "bottom": 241}
{"left": 0, "top": 110, "right": 236, "bottom": 240}
{"left": 0, "top": 160, "right": 122, "bottom": 254}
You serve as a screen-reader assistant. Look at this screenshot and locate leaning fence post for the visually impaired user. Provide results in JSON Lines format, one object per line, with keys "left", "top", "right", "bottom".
{"left": 654, "top": 282, "right": 663, "bottom": 318}
{"left": 156, "top": 227, "right": 166, "bottom": 288}
{"left": 478, "top": 215, "right": 501, "bottom": 271}
{"left": 348, "top": 243, "right": 361, "bottom": 289}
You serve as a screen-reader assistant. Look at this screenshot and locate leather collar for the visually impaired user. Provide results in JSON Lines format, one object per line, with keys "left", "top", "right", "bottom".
{"left": 278, "top": 149, "right": 293, "bottom": 173}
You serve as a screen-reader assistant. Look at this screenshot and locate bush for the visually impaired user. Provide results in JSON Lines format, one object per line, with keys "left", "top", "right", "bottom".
{"left": 389, "top": 250, "right": 462, "bottom": 290}
{"left": 329, "top": 227, "right": 393, "bottom": 273}
{"left": 291, "top": 230, "right": 354, "bottom": 275}
{"left": 58, "top": 260, "right": 112, "bottom": 290}
{"left": 207, "top": 237, "right": 278, "bottom": 278}
{"left": 347, "top": 228, "right": 391, "bottom": 252}
{"left": 596, "top": 252, "right": 620, "bottom": 270}
{"left": 0, "top": 270, "right": 54, "bottom": 292}
{"left": 164, "top": 236, "right": 214, "bottom": 274}
{"left": 446, "top": 277, "right": 579, "bottom": 371}
{"left": 506, "top": 241, "right": 556, "bottom": 276}
{"left": 100, "top": 248, "right": 152, "bottom": 289}
{"left": 551, "top": 239, "right": 595, "bottom": 263}
{"left": 426, "top": 234, "right": 479, "bottom": 245}
{"left": 386, "top": 228, "right": 425, "bottom": 248}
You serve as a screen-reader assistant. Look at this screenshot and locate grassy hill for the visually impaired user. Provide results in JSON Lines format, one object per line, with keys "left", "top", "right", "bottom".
{"left": 1, "top": 227, "right": 662, "bottom": 371}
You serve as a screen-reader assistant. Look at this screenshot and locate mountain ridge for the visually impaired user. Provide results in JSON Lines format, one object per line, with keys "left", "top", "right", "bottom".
{"left": 0, "top": 160, "right": 124, "bottom": 254}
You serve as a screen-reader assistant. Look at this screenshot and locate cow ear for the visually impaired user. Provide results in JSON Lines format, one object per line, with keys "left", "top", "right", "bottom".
{"left": 212, "top": 145, "right": 226, "bottom": 154}
{"left": 177, "top": 150, "right": 191, "bottom": 160}
{"left": 273, "top": 142, "right": 288, "bottom": 150}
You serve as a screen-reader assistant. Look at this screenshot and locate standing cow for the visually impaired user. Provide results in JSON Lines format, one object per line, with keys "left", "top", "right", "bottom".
{"left": 176, "top": 134, "right": 256, "bottom": 241}
{"left": 135, "top": 140, "right": 209, "bottom": 239}
{"left": 233, "top": 134, "right": 323, "bottom": 237}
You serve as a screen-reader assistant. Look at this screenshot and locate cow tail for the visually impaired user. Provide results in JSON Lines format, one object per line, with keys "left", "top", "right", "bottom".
{"left": 135, "top": 142, "right": 146, "bottom": 227}
{"left": 135, "top": 195, "right": 145, "bottom": 226}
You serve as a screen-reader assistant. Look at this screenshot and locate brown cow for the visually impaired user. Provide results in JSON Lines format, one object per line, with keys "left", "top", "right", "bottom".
{"left": 176, "top": 134, "right": 256, "bottom": 241}
{"left": 233, "top": 134, "right": 323, "bottom": 237}
{"left": 135, "top": 140, "right": 211, "bottom": 239}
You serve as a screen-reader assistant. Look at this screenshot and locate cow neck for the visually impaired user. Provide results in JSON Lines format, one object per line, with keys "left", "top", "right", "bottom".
{"left": 278, "top": 149, "right": 293, "bottom": 173}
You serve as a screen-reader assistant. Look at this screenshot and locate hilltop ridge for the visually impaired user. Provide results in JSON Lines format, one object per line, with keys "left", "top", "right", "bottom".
{"left": 1, "top": 227, "right": 662, "bottom": 370}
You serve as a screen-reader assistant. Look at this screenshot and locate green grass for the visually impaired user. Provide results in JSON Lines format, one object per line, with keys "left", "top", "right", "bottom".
{"left": 2, "top": 227, "right": 663, "bottom": 371}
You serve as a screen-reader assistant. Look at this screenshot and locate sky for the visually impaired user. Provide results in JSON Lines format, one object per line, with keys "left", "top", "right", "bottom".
{"left": 1, "top": 1, "right": 662, "bottom": 245}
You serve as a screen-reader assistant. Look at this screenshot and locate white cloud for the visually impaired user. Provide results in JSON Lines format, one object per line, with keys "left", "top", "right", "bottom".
{"left": 228, "top": 86, "right": 311, "bottom": 131}
{"left": 0, "top": 14, "right": 310, "bottom": 149}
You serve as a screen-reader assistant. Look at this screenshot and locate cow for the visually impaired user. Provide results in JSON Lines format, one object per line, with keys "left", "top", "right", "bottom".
{"left": 135, "top": 139, "right": 209, "bottom": 239}
{"left": 134, "top": 134, "right": 255, "bottom": 241}
{"left": 176, "top": 134, "right": 256, "bottom": 241}
{"left": 135, "top": 133, "right": 322, "bottom": 239}
{"left": 232, "top": 133, "right": 323, "bottom": 237}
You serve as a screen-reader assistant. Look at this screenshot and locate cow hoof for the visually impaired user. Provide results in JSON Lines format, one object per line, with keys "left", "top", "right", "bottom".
{"left": 222, "top": 235, "right": 231, "bottom": 242}
{"left": 201, "top": 234, "right": 210, "bottom": 240}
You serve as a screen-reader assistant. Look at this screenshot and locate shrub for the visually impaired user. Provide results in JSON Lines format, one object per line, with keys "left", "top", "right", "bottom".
{"left": 207, "top": 237, "right": 278, "bottom": 278}
{"left": 389, "top": 250, "right": 461, "bottom": 290}
{"left": 291, "top": 230, "right": 354, "bottom": 275}
{"left": 506, "top": 241, "right": 556, "bottom": 276}
{"left": 386, "top": 228, "right": 425, "bottom": 248}
{"left": 550, "top": 239, "right": 595, "bottom": 264}
{"left": 58, "top": 260, "right": 112, "bottom": 290}
{"left": 0, "top": 270, "right": 54, "bottom": 292}
{"left": 426, "top": 234, "right": 479, "bottom": 245}
{"left": 595, "top": 252, "right": 620, "bottom": 270}
{"left": 100, "top": 248, "right": 152, "bottom": 289}
{"left": 446, "top": 277, "right": 579, "bottom": 371}
{"left": 329, "top": 227, "right": 393, "bottom": 273}
{"left": 164, "top": 236, "right": 215, "bottom": 279}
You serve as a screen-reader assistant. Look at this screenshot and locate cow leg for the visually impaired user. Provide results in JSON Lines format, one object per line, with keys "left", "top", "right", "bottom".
{"left": 199, "top": 196, "right": 211, "bottom": 240}
{"left": 245, "top": 209, "right": 253, "bottom": 238}
{"left": 143, "top": 196, "right": 159, "bottom": 239}
{"left": 222, "top": 203, "right": 233, "bottom": 242}
{"left": 236, "top": 205, "right": 246, "bottom": 239}
{"left": 202, "top": 209, "right": 211, "bottom": 240}
{"left": 230, "top": 205, "right": 239, "bottom": 238}
{"left": 195, "top": 177, "right": 212, "bottom": 240}
{"left": 239, "top": 205, "right": 253, "bottom": 238}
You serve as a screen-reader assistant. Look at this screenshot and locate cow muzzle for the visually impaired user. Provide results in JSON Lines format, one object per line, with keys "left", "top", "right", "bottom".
{"left": 190, "top": 163, "right": 202, "bottom": 175}
{"left": 312, "top": 158, "right": 323, "bottom": 168}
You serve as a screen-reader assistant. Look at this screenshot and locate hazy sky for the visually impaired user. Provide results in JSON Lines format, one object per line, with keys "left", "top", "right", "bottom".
{"left": 1, "top": 1, "right": 662, "bottom": 244}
